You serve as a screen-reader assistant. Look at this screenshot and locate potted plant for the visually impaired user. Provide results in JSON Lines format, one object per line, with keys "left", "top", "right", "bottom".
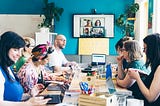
{"left": 116, "top": 14, "right": 126, "bottom": 27}
{"left": 127, "top": 3, "right": 139, "bottom": 18}
{"left": 116, "top": 3, "right": 139, "bottom": 37}
{"left": 124, "top": 22, "right": 134, "bottom": 37}
{"left": 38, "top": 0, "right": 64, "bottom": 32}
{"left": 116, "top": 14, "right": 135, "bottom": 37}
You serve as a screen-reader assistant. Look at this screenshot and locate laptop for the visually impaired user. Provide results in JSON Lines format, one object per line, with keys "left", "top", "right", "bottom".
{"left": 106, "top": 77, "right": 132, "bottom": 96}
{"left": 47, "top": 84, "right": 62, "bottom": 91}
{"left": 91, "top": 54, "right": 106, "bottom": 66}
{"left": 38, "top": 94, "right": 61, "bottom": 104}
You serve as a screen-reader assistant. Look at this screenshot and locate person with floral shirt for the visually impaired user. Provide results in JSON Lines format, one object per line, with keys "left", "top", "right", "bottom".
{"left": 18, "top": 44, "right": 54, "bottom": 94}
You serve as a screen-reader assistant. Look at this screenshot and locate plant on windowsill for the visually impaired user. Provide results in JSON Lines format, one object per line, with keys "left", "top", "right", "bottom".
{"left": 116, "top": 3, "right": 139, "bottom": 37}
{"left": 38, "top": 0, "right": 64, "bottom": 32}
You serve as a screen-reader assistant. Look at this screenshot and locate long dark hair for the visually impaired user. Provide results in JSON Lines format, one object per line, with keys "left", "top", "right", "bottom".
{"left": 143, "top": 33, "right": 160, "bottom": 72}
{"left": 0, "top": 31, "right": 25, "bottom": 81}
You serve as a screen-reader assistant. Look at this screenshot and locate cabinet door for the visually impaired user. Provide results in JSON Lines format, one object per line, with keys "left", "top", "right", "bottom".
{"left": 35, "top": 32, "right": 50, "bottom": 45}
{"left": 35, "top": 32, "right": 57, "bottom": 45}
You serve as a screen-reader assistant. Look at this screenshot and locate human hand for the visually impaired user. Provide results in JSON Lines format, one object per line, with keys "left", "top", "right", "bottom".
{"left": 116, "top": 55, "right": 124, "bottom": 65}
{"left": 31, "top": 84, "right": 45, "bottom": 97}
{"left": 26, "top": 96, "right": 51, "bottom": 106}
{"left": 128, "top": 69, "right": 140, "bottom": 80}
{"left": 36, "top": 84, "right": 45, "bottom": 91}
{"left": 65, "top": 61, "right": 78, "bottom": 68}
{"left": 124, "top": 69, "right": 128, "bottom": 73}
{"left": 44, "top": 75, "right": 56, "bottom": 81}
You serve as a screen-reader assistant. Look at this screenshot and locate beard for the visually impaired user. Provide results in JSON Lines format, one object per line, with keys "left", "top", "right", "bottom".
{"left": 59, "top": 45, "right": 65, "bottom": 49}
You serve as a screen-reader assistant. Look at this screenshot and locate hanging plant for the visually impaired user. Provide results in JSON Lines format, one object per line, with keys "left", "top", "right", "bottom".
{"left": 124, "top": 22, "right": 134, "bottom": 37}
{"left": 116, "top": 3, "right": 139, "bottom": 37}
{"left": 116, "top": 14, "right": 126, "bottom": 27}
{"left": 127, "top": 3, "right": 139, "bottom": 18}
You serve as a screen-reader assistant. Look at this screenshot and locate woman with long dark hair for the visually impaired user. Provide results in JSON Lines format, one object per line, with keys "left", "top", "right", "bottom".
{"left": 128, "top": 33, "right": 160, "bottom": 106}
{"left": 0, "top": 31, "right": 50, "bottom": 105}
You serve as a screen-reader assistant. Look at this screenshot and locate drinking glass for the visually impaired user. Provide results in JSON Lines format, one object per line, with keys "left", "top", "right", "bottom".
{"left": 117, "top": 95, "right": 126, "bottom": 106}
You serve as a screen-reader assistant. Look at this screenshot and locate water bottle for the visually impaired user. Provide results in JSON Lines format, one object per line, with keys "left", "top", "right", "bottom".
{"left": 38, "top": 71, "right": 44, "bottom": 84}
{"left": 106, "top": 64, "right": 112, "bottom": 79}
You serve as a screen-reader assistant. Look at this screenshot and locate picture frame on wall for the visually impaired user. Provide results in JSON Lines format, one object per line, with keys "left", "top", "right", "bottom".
{"left": 73, "top": 14, "right": 114, "bottom": 38}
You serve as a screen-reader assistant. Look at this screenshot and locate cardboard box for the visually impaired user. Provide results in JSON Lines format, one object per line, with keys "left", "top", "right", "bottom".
{"left": 78, "top": 93, "right": 117, "bottom": 106}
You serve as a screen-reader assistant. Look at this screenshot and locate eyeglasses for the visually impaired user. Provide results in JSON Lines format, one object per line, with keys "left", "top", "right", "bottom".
{"left": 56, "top": 39, "right": 66, "bottom": 42}
{"left": 143, "top": 47, "right": 147, "bottom": 51}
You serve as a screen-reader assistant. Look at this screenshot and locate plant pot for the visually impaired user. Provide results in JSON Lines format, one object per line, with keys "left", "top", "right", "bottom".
{"left": 127, "top": 13, "right": 135, "bottom": 18}
{"left": 40, "top": 27, "right": 49, "bottom": 33}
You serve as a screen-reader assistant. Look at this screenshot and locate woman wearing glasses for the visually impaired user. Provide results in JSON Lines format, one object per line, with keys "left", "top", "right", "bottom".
{"left": 116, "top": 40, "right": 150, "bottom": 88}
{"left": 14, "top": 37, "right": 35, "bottom": 73}
{"left": 128, "top": 33, "right": 160, "bottom": 106}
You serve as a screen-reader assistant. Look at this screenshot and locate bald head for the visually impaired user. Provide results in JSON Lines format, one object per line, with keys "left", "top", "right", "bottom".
{"left": 55, "top": 34, "right": 66, "bottom": 41}
{"left": 54, "top": 34, "right": 66, "bottom": 49}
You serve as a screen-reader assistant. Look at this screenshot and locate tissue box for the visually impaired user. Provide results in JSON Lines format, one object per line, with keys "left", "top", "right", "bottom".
{"left": 78, "top": 93, "right": 117, "bottom": 106}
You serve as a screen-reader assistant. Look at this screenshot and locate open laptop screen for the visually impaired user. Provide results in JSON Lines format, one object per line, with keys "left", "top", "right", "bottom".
{"left": 91, "top": 54, "right": 106, "bottom": 65}
{"left": 106, "top": 77, "right": 133, "bottom": 96}
{"left": 106, "top": 76, "right": 116, "bottom": 94}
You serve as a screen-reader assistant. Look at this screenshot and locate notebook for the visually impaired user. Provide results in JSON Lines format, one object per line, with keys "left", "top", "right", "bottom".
{"left": 106, "top": 77, "right": 132, "bottom": 96}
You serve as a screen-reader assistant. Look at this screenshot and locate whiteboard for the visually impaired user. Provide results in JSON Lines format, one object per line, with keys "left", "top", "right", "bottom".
{"left": 78, "top": 38, "right": 109, "bottom": 55}
{"left": 0, "top": 14, "right": 43, "bottom": 37}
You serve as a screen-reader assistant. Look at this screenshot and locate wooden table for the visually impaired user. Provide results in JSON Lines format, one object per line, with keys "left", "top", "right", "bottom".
{"left": 62, "top": 72, "right": 132, "bottom": 105}
{"left": 41, "top": 70, "right": 132, "bottom": 106}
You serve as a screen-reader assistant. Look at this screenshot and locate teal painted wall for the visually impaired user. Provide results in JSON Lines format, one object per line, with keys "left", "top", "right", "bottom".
{"left": 0, "top": 0, "right": 134, "bottom": 55}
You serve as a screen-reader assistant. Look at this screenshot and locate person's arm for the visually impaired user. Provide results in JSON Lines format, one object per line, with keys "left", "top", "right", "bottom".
{"left": 0, "top": 100, "right": 30, "bottom": 106}
{"left": 0, "top": 71, "right": 5, "bottom": 101}
{"left": 117, "top": 55, "right": 126, "bottom": 79}
{"left": 64, "top": 61, "right": 78, "bottom": 68}
{"left": 0, "top": 97, "right": 51, "bottom": 106}
{"left": 128, "top": 66, "right": 160, "bottom": 102}
{"left": 18, "top": 65, "right": 31, "bottom": 93}
{"left": 0, "top": 69, "right": 50, "bottom": 105}
{"left": 116, "top": 72, "right": 136, "bottom": 88}
{"left": 53, "top": 66, "right": 70, "bottom": 73}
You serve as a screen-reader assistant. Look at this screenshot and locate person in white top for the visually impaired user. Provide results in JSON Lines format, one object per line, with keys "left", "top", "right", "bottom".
{"left": 48, "top": 34, "right": 77, "bottom": 73}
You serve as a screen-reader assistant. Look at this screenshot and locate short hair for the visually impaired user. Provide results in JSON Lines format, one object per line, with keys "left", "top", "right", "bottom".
{"left": 23, "top": 37, "right": 35, "bottom": 48}
{"left": 55, "top": 34, "right": 66, "bottom": 40}
{"left": 0, "top": 31, "right": 25, "bottom": 81}
{"left": 115, "top": 36, "right": 133, "bottom": 51}
{"left": 22, "top": 37, "right": 35, "bottom": 54}
{"left": 123, "top": 40, "right": 143, "bottom": 61}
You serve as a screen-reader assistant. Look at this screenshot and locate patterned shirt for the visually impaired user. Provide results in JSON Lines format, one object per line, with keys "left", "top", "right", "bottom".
{"left": 17, "top": 61, "right": 38, "bottom": 93}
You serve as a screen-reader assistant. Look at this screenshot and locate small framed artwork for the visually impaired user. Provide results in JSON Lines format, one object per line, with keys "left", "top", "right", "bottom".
{"left": 73, "top": 14, "right": 114, "bottom": 38}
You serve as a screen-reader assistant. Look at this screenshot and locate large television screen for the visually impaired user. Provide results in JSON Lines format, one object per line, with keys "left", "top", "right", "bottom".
{"left": 73, "top": 14, "right": 114, "bottom": 38}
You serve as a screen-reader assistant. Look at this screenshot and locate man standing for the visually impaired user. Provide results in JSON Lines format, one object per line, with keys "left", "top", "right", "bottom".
{"left": 48, "top": 34, "right": 77, "bottom": 73}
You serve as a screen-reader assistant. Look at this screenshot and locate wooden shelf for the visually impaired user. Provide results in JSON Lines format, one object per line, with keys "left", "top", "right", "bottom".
{"left": 127, "top": 18, "right": 136, "bottom": 20}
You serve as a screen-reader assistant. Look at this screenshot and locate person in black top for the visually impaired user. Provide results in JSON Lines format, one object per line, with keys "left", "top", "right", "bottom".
{"left": 128, "top": 33, "right": 160, "bottom": 106}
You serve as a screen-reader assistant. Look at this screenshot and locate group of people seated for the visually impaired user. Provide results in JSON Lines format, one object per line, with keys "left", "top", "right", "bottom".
{"left": 115, "top": 35, "right": 160, "bottom": 106}
{"left": 1, "top": 30, "right": 160, "bottom": 106}
{"left": 0, "top": 31, "right": 77, "bottom": 105}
